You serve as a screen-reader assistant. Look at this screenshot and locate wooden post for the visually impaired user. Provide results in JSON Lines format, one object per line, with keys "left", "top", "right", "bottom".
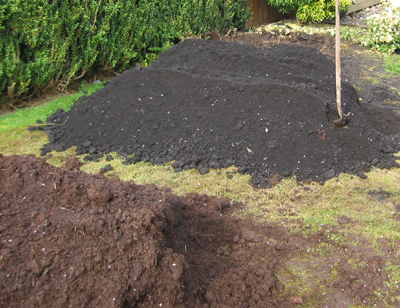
{"left": 335, "top": 0, "right": 342, "bottom": 119}
{"left": 332, "top": 0, "right": 350, "bottom": 128}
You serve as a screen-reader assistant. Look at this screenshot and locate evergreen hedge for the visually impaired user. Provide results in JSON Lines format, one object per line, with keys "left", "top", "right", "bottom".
{"left": 0, "top": 0, "right": 250, "bottom": 107}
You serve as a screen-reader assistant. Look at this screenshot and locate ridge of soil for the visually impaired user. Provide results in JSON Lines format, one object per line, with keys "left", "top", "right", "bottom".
{"left": 33, "top": 38, "right": 400, "bottom": 187}
{"left": 0, "top": 154, "right": 392, "bottom": 307}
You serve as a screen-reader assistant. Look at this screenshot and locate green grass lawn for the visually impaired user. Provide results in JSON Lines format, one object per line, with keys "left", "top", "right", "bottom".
{"left": 0, "top": 82, "right": 103, "bottom": 134}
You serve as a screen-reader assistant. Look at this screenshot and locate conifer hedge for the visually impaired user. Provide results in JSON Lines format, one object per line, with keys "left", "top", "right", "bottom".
{"left": 0, "top": 0, "right": 250, "bottom": 106}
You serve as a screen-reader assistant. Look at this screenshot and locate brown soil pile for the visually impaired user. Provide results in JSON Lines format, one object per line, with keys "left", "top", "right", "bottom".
{"left": 0, "top": 154, "right": 391, "bottom": 307}
{"left": 32, "top": 39, "right": 400, "bottom": 187}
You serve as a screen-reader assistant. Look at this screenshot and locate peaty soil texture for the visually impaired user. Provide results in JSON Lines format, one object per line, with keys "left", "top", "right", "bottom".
{"left": 33, "top": 38, "right": 400, "bottom": 187}
{"left": 0, "top": 154, "right": 394, "bottom": 307}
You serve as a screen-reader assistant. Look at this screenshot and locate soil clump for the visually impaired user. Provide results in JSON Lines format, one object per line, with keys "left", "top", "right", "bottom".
{"left": 33, "top": 38, "right": 400, "bottom": 187}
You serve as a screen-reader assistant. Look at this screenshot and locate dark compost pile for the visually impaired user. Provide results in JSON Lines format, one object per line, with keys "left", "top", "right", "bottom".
{"left": 34, "top": 39, "right": 400, "bottom": 186}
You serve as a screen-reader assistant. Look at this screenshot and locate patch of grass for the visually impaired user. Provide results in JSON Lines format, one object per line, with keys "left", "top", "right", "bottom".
{"left": 79, "top": 154, "right": 254, "bottom": 200}
{"left": 384, "top": 55, "right": 400, "bottom": 75}
{"left": 277, "top": 260, "right": 328, "bottom": 299}
{"left": 276, "top": 239, "right": 400, "bottom": 307}
{"left": 347, "top": 257, "right": 367, "bottom": 271}
{"left": 369, "top": 77, "right": 380, "bottom": 84}
{"left": 0, "top": 127, "right": 46, "bottom": 156}
{"left": 0, "top": 82, "right": 104, "bottom": 134}
{"left": 360, "top": 69, "right": 382, "bottom": 85}
{"left": 75, "top": 151, "right": 400, "bottom": 247}
{"left": 276, "top": 245, "right": 343, "bottom": 307}
{"left": 385, "top": 263, "right": 400, "bottom": 293}
{"left": 45, "top": 146, "right": 79, "bottom": 167}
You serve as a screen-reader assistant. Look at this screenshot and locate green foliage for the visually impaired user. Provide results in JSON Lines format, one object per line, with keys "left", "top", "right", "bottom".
{"left": 362, "top": 11, "right": 400, "bottom": 54}
{"left": 268, "top": 0, "right": 351, "bottom": 22}
{"left": 0, "top": 0, "right": 251, "bottom": 106}
{"left": 341, "top": 9, "right": 400, "bottom": 54}
{"left": 384, "top": 55, "right": 400, "bottom": 74}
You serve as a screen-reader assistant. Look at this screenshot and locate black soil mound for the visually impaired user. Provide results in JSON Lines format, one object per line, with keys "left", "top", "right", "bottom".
{"left": 35, "top": 39, "right": 400, "bottom": 186}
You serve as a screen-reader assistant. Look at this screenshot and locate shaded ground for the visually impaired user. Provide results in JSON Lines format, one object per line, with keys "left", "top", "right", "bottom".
{"left": 0, "top": 154, "right": 395, "bottom": 307}
{"left": 33, "top": 37, "right": 400, "bottom": 187}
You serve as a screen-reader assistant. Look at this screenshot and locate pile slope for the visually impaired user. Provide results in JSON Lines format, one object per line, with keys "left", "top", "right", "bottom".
{"left": 34, "top": 39, "right": 400, "bottom": 186}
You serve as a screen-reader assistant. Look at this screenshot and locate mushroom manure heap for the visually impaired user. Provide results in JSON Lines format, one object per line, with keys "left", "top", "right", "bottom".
{"left": 35, "top": 39, "right": 400, "bottom": 186}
